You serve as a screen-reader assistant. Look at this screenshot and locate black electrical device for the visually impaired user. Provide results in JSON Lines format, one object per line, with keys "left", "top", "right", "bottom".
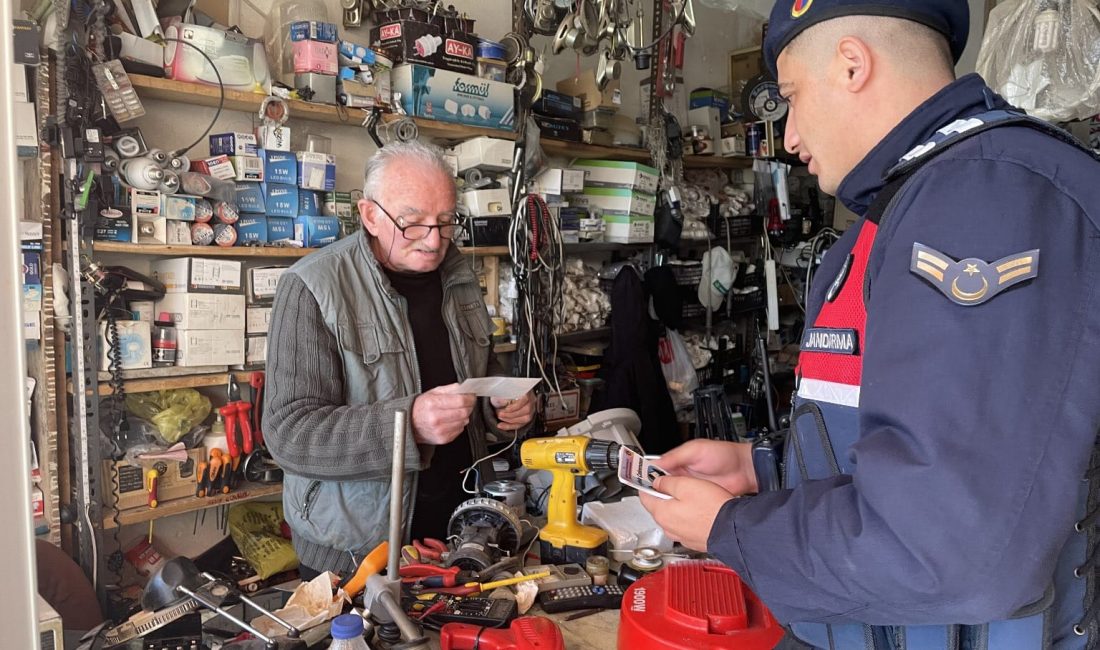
{"left": 82, "top": 127, "right": 104, "bottom": 162}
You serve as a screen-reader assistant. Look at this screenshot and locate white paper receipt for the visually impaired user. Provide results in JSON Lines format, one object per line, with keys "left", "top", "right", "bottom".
{"left": 618, "top": 446, "right": 672, "bottom": 500}
{"left": 453, "top": 377, "right": 541, "bottom": 400}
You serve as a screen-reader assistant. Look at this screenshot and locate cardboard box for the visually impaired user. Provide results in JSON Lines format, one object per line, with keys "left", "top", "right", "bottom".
{"left": 688, "top": 106, "right": 722, "bottom": 141}
{"left": 371, "top": 18, "right": 476, "bottom": 73}
{"left": 247, "top": 266, "right": 288, "bottom": 303}
{"left": 15, "top": 101, "right": 37, "bottom": 158}
{"left": 298, "top": 190, "right": 323, "bottom": 216}
{"left": 235, "top": 182, "right": 266, "bottom": 213}
{"left": 209, "top": 132, "right": 257, "bottom": 157}
{"left": 436, "top": 32, "right": 477, "bottom": 75}
{"left": 262, "top": 183, "right": 299, "bottom": 217}
{"left": 720, "top": 135, "right": 747, "bottom": 157}
{"left": 130, "top": 188, "right": 161, "bottom": 215}
{"left": 533, "top": 114, "right": 581, "bottom": 142}
{"left": 231, "top": 155, "right": 264, "bottom": 182}
{"left": 533, "top": 168, "right": 586, "bottom": 196}
{"left": 296, "top": 152, "right": 336, "bottom": 191}
{"left": 245, "top": 335, "right": 267, "bottom": 366}
{"left": 256, "top": 124, "right": 292, "bottom": 152}
{"left": 23, "top": 310, "right": 40, "bottom": 340}
{"left": 95, "top": 215, "right": 132, "bottom": 242}
{"left": 191, "top": 154, "right": 235, "bottom": 180}
{"left": 534, "top": 90, "right": 582, "bottom": 120}
{"left": 261, "top": 149, "right": 298, "bottom": 186}
{"left": 246, "top": 307, "right": 272, "bottom": 335}
{"left": 162, "top": 194, "right": 201, "bottom": 221}
{"left": 295, "top": 215, "right": 340, "bottom": 247}
{"left": 176, "top": 328, "right": 245, "bottom": 367}
{"left": 570, "top": 160, "right": 659, "bottom": 194}
{"left": 20, "top": 220, "right": 43, "bottom": 249}
{"left": 325, "top": 191, "right": 355, "bottom": 219}
{"left": 577, "top": 187, "right": 657, "bottom": 217}
{"left": 132, "top": 214, "right": 167, "bottom": 245}
{"left": 12, "top": 64, "right": 27, "bottom": 103}
{"left": 236, "top": 215, "right": 268, "bottom": 244}
{"left": 154, "top": 293, "right": 246, "bottom": 330}
{"left": 392, "top": 63, "right": 515, "bottom": 132}
{"left": 23, "top": 284, "right": 41, "bottom": 312}
{"left": 106, "top": 447, "right": 204, "bottom": 511}
{"left": 450, "top": 137, "right": 514, "bottom": 173}
{"left": 604, "top": 214, "right": 655, "bottom": 243}
{"left": 98, "top": 320, "right": 152, "bottom": 370}
{"left": 556, "top": 72, "right": 622, "bottom": 112}
{"left": 294, "top": 72, "right": 337, "bottom": 105}
{"left": 165, "top": 220, "right": 192, "bottom": 246}
{"left": 152, "top": 257, "right": 242, "bottom": 293}
{"left": 268, "top": 216, "right": 295, "bottom": 242}
{"left": 689, "top": 89, "right": 731, "bottom": 122}
{"left": 293, "top": 40, "right": 338, "bottom": 75}
{"left": 22, "top": 251, "right": 41, "bottom": 286}
{"left": 289, "top": 20, "right": 337, "bottom": 43}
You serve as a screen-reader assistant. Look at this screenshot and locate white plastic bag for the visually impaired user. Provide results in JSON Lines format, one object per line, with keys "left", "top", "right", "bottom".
{"left": 658, "top": 329, "right": 700, "bottom": 409}
{"left": 977, "top": 0, "right": 1100, "bottom": 122}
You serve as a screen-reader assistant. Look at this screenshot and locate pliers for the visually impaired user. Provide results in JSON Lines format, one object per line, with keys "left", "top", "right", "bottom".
{"left": 399, "top": 564, "right": 475, "bottom": 588}
{"left": 219, "top": 376, "right": 254, "bottom": 485}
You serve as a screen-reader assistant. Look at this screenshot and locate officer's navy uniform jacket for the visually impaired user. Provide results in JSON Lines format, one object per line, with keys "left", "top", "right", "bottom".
{"left": 707, "top": 74, "right": 1100, "bottom": 648}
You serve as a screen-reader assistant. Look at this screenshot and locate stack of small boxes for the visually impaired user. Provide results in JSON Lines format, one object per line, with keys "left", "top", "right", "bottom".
{"left": 292, "top": 20, "right": 339, "bottom": 105}
{"left": 568, "top": 160, "right": 660, "bottom": 244}
{"left": 531, "top": 167, "right": 588, "bottom": 243}
{"left": 555, "top": 70, "right": 625, "bottom": 147}
{"left": 242, "top": 266, "right": 289, "bottom": 368}
{"left": 151, "top": 258, "right": 246, "bottom": 368}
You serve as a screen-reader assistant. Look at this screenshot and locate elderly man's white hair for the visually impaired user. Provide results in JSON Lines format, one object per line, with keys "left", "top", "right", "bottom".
{"left": 362, "top": 141, "right": 456, "bottom": 203}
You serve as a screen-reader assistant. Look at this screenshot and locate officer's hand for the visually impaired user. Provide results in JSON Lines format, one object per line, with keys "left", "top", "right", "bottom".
{"left": 411, "top": 385, "right": 477, "bottom": 445}
{"left": 655, "top": 440, "right": 758, "bottom": 496}
{"left": 639, "top": 476, "right": 735, "bottom": 552}
{"left": 490, "top": 391, "right": 535, "bottom": 431}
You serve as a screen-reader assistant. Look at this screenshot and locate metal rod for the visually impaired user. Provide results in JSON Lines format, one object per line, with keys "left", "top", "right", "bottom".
{"left": 201, "top": 572, "right": 300, "bottom": 638}
{"left": 757, "top": 331, "right": 779, "bottom": 432}
{"left": 177, "top": 586, "right": 276, "bottom": 646}
{"left": 377, "top": 589, "right": 425, "bottom": 645}
{"left": 388, "top": 410, "right": 407, "bottom": 581}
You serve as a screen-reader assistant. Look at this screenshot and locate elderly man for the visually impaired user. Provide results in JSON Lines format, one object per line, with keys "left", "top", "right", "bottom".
{"left": 643, "top": 1, "right": 1100, "bottom": 648}
{"left": 265, "top": 141, "right": 534, "bottom": 578}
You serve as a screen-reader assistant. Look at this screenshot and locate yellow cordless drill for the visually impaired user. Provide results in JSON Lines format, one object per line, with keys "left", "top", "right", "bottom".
{"left": 520, "top": 435, "right": 620, "bottom": 564}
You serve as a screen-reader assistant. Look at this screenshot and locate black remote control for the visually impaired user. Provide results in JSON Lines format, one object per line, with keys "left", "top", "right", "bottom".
{"left": 538, "top": 583, "right": 625, "bottom": 613}
{"left": 427, "top": 597, "right": 518, "bottom": 627}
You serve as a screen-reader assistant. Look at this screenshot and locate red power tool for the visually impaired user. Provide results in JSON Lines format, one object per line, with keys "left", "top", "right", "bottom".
{"left": 440, "top": 616, "right": 564, "bottom": 650}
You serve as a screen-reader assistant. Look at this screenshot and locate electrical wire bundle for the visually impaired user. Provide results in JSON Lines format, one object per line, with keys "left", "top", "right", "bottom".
{"left": 508, "top": 194, "right": 565, "bottom": 401}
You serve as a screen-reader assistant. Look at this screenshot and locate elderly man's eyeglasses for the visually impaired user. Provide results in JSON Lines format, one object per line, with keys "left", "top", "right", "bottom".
{"left": 371, "top": 199, "right": 466, "bottom": 241}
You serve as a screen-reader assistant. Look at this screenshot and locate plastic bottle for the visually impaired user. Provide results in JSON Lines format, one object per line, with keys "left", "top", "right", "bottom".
{"left": 151, "top": 312, "right": 177, "bottom": 367}
{"left": 328, "top": 614, "right": 370, "bottom": 650}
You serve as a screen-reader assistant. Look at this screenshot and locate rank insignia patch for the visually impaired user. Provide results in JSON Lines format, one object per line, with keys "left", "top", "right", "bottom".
{"left": 910, "top": 243, "right": 1039, "bottom": 307}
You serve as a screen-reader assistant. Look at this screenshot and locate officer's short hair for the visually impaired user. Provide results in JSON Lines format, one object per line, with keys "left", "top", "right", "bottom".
{"left": 785, "top": 15, "right": 954, "bottom": 78}
{"left": 362, "top": 140, "right": 456, "bottom": 203}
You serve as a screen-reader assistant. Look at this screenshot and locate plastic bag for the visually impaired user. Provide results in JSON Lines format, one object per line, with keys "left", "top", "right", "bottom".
{"left": 977, "top": 0, "right": 1100, "bottom": 122}
{"left": 658, "top": 329, "right": 701, "bottom": 409}
{"left": 228, "top": 502, "right": 298, "bottom": 579}
{"left": 125, "top": 389, "right": 212, "bottom": 444}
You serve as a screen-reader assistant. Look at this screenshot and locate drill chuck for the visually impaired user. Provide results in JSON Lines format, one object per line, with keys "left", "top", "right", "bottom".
{"left": 585, "top": 440, "right": 620, "bottom": 472}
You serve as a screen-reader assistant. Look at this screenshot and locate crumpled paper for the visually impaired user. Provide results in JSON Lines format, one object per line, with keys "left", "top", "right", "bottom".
{"left": 251, "top": 571, "right": 346, "bottom": 637}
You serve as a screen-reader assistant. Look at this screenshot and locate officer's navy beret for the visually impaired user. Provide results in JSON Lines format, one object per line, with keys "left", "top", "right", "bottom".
{"left": 763, "top": 0, "right": 970, "bottom": 76}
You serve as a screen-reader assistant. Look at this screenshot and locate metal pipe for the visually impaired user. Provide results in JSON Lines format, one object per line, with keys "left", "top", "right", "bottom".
{"left": 756, "top": 332, "right": 779, "bottom": 432}
{"left": 176, "top": 586, "right": 276, "bottom": 647}
{"left": 377, "top": 589, "right": 428, "bottom": 646}
{"left": 388, "top": 410, "right": 407, "bottom": 581}
{"left": 201, "top": 573, "right": 300, "bottom": 638}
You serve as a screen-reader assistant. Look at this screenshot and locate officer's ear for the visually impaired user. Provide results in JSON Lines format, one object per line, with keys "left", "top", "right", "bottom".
{"left": 835, "top": 35, "right": 872, "bottom": 93}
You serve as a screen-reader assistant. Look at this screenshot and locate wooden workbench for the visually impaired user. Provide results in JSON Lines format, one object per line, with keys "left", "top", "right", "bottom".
{"left": 545, "top": 609, "right": 621, "bottom": 649}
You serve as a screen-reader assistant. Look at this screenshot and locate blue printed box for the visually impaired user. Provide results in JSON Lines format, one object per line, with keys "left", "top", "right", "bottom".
{"left": 268, "top": 217, "right": 294, "bottom": 242}
{"left": 261, "top": 149, "right": 298, "bottom": 186}
{"left": 290, "top": 21, "right": 337, "bottom": 43}
{"left": 235, "top": 182, "right": 266, "bottom": 213}
{"left": 262, "top": 183, "right": 299, "bottom": 218}
{"left": 298, "top": 189, "right": 323, "bottom": 216}
{"left": 22, "top": 251, "right": 41, "bottom": 285}
{"left": 237, "top": 216, "right": 268, "bottom": 245}
{"left": 296, "top": 152, "right": 336, "bottom": 192}
{"left": 295, "top": 215, "right": 340, "bottom": 247}
{"left": 209, "top": 132, "right": 258, "bottom": 157}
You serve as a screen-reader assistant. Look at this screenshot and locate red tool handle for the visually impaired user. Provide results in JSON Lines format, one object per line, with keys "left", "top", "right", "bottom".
{"left": 219, "top": 404, "right": 240, "bottom": 458}
{"left": 237, "top": 403, "right": 254, "bottom": 455}
{"left": 251, "top": 371, "right": 265, "bottom": 447}
{"left": 441, "top": 617, "right": 565, "bottom": 650}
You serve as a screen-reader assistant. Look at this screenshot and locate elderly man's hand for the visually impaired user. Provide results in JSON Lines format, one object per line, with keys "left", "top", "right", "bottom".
{"left": 639, "top": 476, "right": 735, "bottom": 552}
{"left": 411, "top": 384, "right": 477, "bottom": 445}
{"left": 490, "top": 391, "right": 536, "bottom": 431}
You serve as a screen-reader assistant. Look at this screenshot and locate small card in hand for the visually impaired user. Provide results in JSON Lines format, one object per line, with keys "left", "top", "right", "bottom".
{"left": 618, "top": 446, "right": 672, "bottom": 500}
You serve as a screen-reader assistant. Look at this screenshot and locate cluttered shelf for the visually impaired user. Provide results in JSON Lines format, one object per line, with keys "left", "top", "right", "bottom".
{"left": 102, "top": 483, "right": 283, "bottom": 529}
{"left": 539, "top": 137, "right": 756, "bottom": 169}
{"left": 127, "top": 74, "right": 513, "bottom": 141}
{"left": 93, "top": 241, "right": 510, "bottom": 258}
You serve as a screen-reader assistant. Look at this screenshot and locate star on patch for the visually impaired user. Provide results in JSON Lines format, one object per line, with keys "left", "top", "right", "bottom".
{"left": 910, "top": 243, "right": 1040, "bottom": 307}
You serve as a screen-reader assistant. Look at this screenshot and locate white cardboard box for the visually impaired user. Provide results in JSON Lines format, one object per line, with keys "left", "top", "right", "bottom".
{"left": 98, "top": 320, "right": 152, "bottom": 370}
{"left": 449, "top": 137, "right": 515, "bottom": 173}
{"left": 533, "top": 168, "right": 585, "bottom": 195}
{"left": 24, "top": 310, "right": 41, "bottom": 340}
{"left": 576, "top": 188, "right": 657, "bottom": 217}
{"left": 155, "top": 293, "right": 246, "bottom": 330}
{"left": 459, "top": 188, "right": 512, "bottom": 216}
{"left": 246, "top": 335, "right": 267, "bottom": 366}
{"left": 569, "top": 160, "right": 659, "bottom": 194}
{"left": 247, "top": 266, "right": 288, "bottom": 303}
{"left": 246, "top": 306, "right": 273, "bottom": 335}
{"left": 604, "top": 216, "right": 655, "bottom": 244}
{"left": 176, "top": 328, "right": 245, "bottom": 367}
{"left": 152, "top": 257, "right": 242, "bottom": 293}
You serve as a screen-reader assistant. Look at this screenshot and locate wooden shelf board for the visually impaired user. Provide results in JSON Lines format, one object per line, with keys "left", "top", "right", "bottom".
{"left": 684, "top": 155, "right": 755, "bottom": 169}
{"left": 494, "top": 342, "right": 517, "bottom": 353}
{"left": 129, "top": 74, "right": 513, "bottom": 140}
{"left": 95, "top": 241, "right": 508, "bottom": 258}
{"left": 104, "top": 483, "right": 283, "bottom": 529}
{"left": 558, "top": 327, "right": 611, "bottom": 342}
{"left": 540, "top": 138, "right": 651, "bottom": 163}
{"left": 563, "top": 242, "right": 652, "bottom": 253}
